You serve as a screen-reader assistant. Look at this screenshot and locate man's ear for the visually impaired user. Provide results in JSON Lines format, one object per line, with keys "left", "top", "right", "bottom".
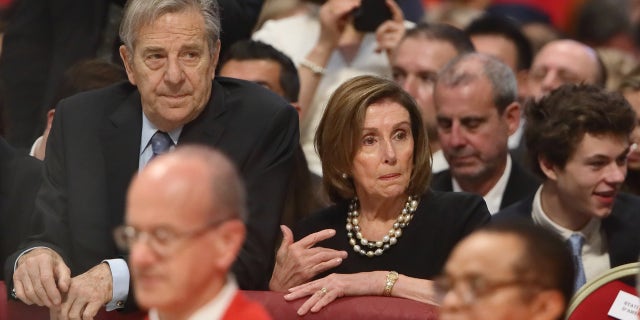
{"left": 502, "top": 102, "right": 521, "bottom": 136}
{"left": 529, "top": 290, "right": 567, "bottom": 320}
{"left": 538, "top": 155, "right": 559, "bottom": 181}
{"left": 210, "top": 39, "right": 222, "bottom": 79}
{"left": 45, "top": 109, "right": 56, "bottom": 132}
{"left": 211, "top": 219, "right": 245, "bottom": 271}
{"left": 119, "top": 45, "right": 137, "bottom": 85}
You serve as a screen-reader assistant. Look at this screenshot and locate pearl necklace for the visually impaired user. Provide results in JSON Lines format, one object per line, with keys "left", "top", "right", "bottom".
{"left": 346, "top": 195, "right": 419, "bottom": 258}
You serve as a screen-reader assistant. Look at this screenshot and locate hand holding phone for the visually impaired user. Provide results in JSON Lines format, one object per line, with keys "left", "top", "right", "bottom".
{"left": 352, "top": 0, "right": 395, "bottom": 32}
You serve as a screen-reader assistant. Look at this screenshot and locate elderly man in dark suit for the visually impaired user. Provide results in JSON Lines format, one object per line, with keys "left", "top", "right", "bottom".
{"left": 4, "top": 0, "right": 298, "bottom": 319}
{"left": 431, "top": 53, "right": 539, "bottom": 214}
{"left": 495, "top": 84, "right": 640, "bottom": 293}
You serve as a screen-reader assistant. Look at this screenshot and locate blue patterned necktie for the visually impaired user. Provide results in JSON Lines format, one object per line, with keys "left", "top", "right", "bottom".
{"left": 150, "top": 131, "right": 173, "bottom": 158}
{"left": 568, "top": 233, "right": 587, "bottom": 292}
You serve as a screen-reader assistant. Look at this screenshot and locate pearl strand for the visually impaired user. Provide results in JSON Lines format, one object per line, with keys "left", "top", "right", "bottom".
{"left": 346, "top": 195, "right": 419, "bottom": 258}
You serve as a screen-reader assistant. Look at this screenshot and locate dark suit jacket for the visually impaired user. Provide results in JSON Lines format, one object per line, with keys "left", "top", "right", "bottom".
{"left": 494, "top": 192, "right": 640, "bottom": 269}
{"left": 0, "top": 0, "right": 265, "bottom": 148}
{"left": 4, "top": 77, "right": 298, "bottom": 296}
{"left": 430, "top": 158, "right": 540, "bottom": 210}
{"left": 294, "top": 190, "right": 491, "bottom": 280}
{"left": 0, "top": 138, "right": 42, "bottom": 280}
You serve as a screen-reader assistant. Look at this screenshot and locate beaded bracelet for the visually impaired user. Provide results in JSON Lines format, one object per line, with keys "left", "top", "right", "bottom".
{"left": 299, "top": 59, "right": 326, "bottom": 76}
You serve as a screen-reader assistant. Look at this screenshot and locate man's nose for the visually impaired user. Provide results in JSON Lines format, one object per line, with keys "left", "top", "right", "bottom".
{"left": 164, "top": 57, "right": 185, "bottom": 84}
{"left": 448, "top": 122, "right": 466, "bottom": 147}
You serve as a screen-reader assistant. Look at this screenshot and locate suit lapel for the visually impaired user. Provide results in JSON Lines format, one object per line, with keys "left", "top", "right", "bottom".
{"left": 100, "top": 91, "right": 142, "bottom": 229}
{"left": 430, "top": 170, "right": 453, "bottom": 192}
{"left": 500, "top": 161, "right": 539, "bottom": 209}
{"left": 181, "top": 80, "right": 227, "bottom": 145}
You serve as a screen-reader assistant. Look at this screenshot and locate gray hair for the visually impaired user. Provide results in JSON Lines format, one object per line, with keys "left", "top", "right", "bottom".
{"left": 437, "top": 53, "right": 517, "bottom": 113}
{"left": 119, "top": 0, "right": 220, "bottom": 53}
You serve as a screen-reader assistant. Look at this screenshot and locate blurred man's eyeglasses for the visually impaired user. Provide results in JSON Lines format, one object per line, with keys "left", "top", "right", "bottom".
{"left": 113, "top": 219, "right": 226, "bottom": 257}
{"left": 433, "top": 274, "right": 538, "bottom": 306}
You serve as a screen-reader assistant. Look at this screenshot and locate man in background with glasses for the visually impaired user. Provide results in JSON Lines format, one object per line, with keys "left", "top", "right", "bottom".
{"left": 436, "top": 221, "right": 574, "bottom": 320}
{"left": 115, "top": 146, "right": 271, "bottom": 319}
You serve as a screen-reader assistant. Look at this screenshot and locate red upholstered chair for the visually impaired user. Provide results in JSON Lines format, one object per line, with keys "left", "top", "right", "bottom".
{"left": 566, "top": 263, "right": 639, "bottom": 320}
{"left": 1, "top": 281, "right": 438, "bottom": 320}
{"left": 243, "top": 290, "right": 439, "bottom": 319}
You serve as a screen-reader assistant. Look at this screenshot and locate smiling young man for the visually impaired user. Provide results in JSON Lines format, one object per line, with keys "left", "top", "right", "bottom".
{"left": 495, "top": 84, "right": 640, "bottom": 292}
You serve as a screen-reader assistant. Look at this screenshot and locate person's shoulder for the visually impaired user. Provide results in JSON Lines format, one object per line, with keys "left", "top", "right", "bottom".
{"left": 254, "top": 10, "right": 319, "bottom": 35}
{"left": 493, "top": 197, "right": 534, "bottom": 222}
{"left": 223, "top": 291, "right": 272, "bottom": 320}
{"left": 62, "top": 81, "right": 134, "bottom": 104}
{"left": 430, "top": 170, "right": 452, "bottom": 190}
{"left": 215, "top": 77, "right": 292, "bottom": 113}
{"left": 423, "top": 189, "right": 483, "bottom": 208}
{"left": 611, "top": 192, "right": 640, "bottom": 220}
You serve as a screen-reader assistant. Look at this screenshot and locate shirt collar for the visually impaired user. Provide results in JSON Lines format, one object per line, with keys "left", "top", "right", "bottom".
{"left": 139, "top": 112, "right": 182, "bottom": 156}
{"left": 532, "top": 184, "right": 601, "bottom": 241}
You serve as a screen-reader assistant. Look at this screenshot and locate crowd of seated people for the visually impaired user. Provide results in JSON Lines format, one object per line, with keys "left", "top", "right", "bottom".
{"left": 1, "top": 0, "right": 640, "bottom": 319}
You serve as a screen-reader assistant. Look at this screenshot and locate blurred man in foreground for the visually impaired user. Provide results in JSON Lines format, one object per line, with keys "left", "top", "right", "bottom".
{"left": 118, "top": 146, "right": 271, "bottom": 319}
{"left": 437, "top": 221, "right": 574, "bottom": 320}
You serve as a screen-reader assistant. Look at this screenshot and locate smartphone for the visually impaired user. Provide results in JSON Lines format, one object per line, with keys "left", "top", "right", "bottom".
{"left": 352, "top": 0, "right": 393, "bottom": 33}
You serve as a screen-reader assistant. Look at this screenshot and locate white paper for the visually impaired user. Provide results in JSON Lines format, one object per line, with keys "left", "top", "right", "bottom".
{"left": 607, "top": 290, "right": 640, "bottom": 320}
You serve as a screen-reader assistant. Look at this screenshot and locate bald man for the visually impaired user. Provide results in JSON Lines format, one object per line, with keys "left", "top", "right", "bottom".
{"left": 118, "top": 146, "right": 271, "bottom": 319}
{"left": 527, "top": 39, "right": 606, "bottom": 100}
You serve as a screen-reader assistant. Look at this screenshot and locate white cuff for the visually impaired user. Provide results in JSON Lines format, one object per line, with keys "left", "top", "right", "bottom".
{"left": 103, "top": 259, "right": 130, "bottom": 311}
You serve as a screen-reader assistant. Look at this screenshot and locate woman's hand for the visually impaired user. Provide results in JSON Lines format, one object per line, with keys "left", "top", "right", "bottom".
{"left": 317, "top": 0, "right": 361, "bottom": 50}
{"left": 269, "top": 225, "right": 348, "bottom": 292}
{"left": 375, "top": 0, "right": 406, "bottom": 58}
{"left": 284, "top": 272, "right": 380, "bottom": 315}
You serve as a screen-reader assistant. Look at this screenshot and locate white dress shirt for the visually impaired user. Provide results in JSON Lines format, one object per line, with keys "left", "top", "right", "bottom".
{"left": 532, "top": 185, "right": 611, "bottom": 281}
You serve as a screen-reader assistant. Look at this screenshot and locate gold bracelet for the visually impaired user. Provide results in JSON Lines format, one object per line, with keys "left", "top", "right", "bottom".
{"left": 383, "top": 271, "right": 399, "bottom": 296}
{"left": 299, "top": 59, "right": 326, "bottom": 76}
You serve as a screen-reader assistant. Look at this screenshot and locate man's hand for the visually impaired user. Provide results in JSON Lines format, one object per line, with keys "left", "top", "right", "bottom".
{"left": 269, "top": 225, "right": 347, "bottom": 292}
{"left": 51, "top": 263, "right": 113, "bottom": 320}
{"left": 13, "top": 248, "right": 71, "bottom": 306}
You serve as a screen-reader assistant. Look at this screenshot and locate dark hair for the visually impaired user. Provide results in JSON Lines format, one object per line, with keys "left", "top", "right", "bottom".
{"left": 437, "top": 53, "right": 517, "bottom": 114}
{"left": 51, "top": 59, "right": 127, "bottom": 110}
{"left": 219, "top": 40, "right": 299, "bottom": 103}
{"left": 481, "top": 220, "right": 575, "bottom": 312}
{"left": 575, "top": 0, "right": 631, "bottom": 47}
{"left": 315, "top": 75, "right": 431, "bottom": 203}
{"left": 618, "top": 65, "right": 640, "bottom": 92}
{"left": 466, "top": 14, "right": 533, "bottom": 71}
{"left": 404, "top": 22, "right": 476, "bottom": 54}
{"left": 525, "top": 84, "right": 636, "bottom": 177}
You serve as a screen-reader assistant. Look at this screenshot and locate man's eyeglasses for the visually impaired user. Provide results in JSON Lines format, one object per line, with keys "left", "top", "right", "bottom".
{"left": 113, "top": 219, "right": 227, "bottom": 257}
{"left": 433, "top": 274, "right": 539, "bottom": 305}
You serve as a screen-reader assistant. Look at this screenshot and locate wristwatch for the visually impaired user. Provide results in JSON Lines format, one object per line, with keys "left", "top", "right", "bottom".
{"left": 383, "top": 271, "right": 399, "bottom": 296}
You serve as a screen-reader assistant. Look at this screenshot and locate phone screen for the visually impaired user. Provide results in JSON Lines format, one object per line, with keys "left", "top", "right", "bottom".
{"left": 352, "top": 0, "right": 393, "bottom": 32}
